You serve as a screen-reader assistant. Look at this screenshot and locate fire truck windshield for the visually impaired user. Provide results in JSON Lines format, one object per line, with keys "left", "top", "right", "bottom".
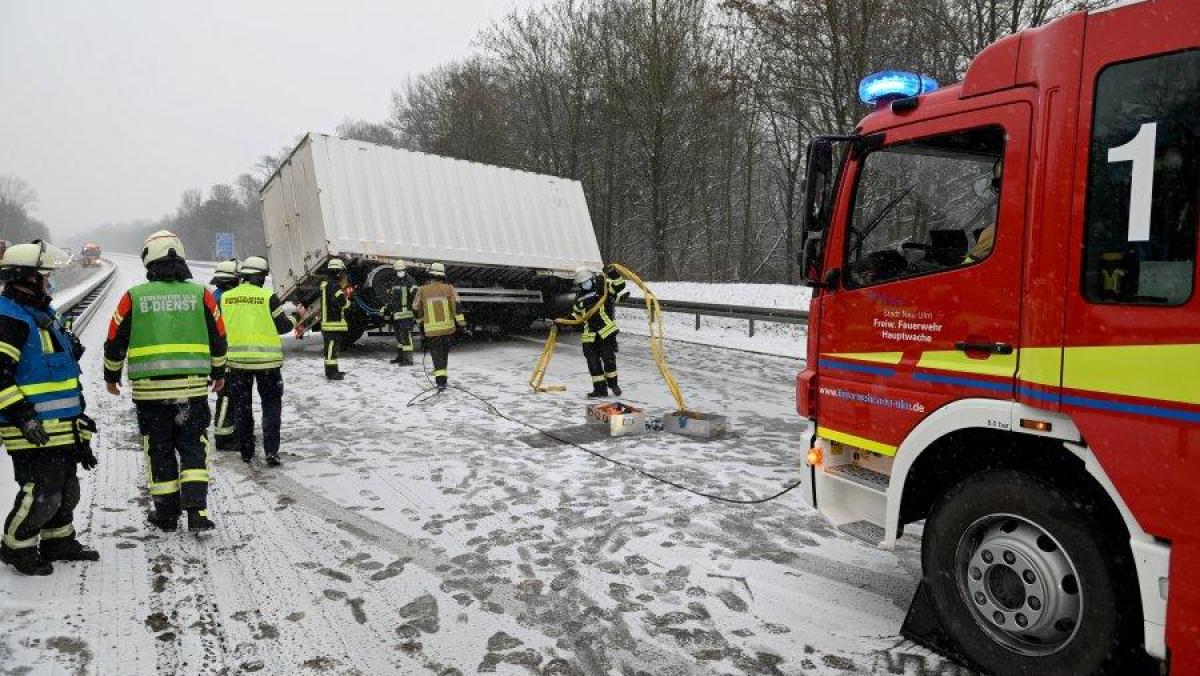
{"left": 845, "top": 126, "right": 1004, "bottom": 288}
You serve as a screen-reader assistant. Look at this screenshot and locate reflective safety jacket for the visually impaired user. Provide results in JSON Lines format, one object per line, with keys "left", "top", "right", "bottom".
{"left": 571, "top": 289, "right": 618, "bottom": 344}
{"left": 603, "top": 266, "right": 628, "bottom": 318}
{"left": 0, "top": 296, "right": 82, "bottom": 426}
{"left": 413, "top": 281, "right": 465, "bottom": 338}
{"left": 389, "top": 277, "right": 418, "bottom": 323}
{"left": 221, "top": 282, "right": 292, "bottom": 370}
{"left": 320, "top": 279, "right": 348, "bottom": 333}
{"left": 104, "top": 281, "right": 227, "bottom": 402}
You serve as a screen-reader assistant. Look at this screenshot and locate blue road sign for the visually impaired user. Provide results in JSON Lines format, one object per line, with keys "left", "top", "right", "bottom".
{"left": 215, "top": 232, "right": 235, "bottom": 260}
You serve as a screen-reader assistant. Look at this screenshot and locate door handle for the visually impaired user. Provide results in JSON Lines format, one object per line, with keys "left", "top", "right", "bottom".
{"left": 955, "top": 341, "right": 1014, "bottom": 355}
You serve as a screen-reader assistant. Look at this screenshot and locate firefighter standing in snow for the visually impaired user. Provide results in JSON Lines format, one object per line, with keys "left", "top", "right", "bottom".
{"left": 320, "top": 258, "right": 349, "bottom": 380}
{"left": 104, "top": 231, "right": 227, "bottom": 533}
{"left": 569, "top": 267, "right": 621, "bottom": 398}
{"left": 387, "top": 260, "right": 418, "bottom": 366}
{"left": 0, "top": 242, "right": 99, "bottom": 576}
{"left": 221, "top": 256, "right": 294, "bottom": 467}
{"left": 413, "top": 263, "right": 466, "bottom": 391}
{"left": 209, "top": 259, "right": 240, "bottom": 452}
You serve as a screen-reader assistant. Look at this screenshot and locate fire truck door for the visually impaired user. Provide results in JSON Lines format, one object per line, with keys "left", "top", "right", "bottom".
{"left": 815, "top": 105, "right": 1031, "bottom": 454}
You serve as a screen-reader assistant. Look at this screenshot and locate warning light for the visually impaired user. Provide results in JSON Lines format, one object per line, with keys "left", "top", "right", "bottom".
{"left": 1020, "top": 419, "right": 1053, "bottom": 433}
{"left": 806, "top": 448, "right": 823, "bottom": 466}
{"left": 858, "top": 71, "right": 939, "bottom": 106}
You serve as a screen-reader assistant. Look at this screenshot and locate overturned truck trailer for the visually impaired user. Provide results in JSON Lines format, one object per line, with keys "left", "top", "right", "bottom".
{"left": 260, "top": 133, "right": 602, "bottom": 343}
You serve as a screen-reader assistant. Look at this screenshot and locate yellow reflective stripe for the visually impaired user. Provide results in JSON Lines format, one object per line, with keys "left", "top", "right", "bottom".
{"left": 149, "top": 480, "right": 180, "bottom": 496}
{"left": 38, "top": 330, "right": 53, "bottom": 353}
{"left": 127, "top": 343, "right": 211, "bottom": 358}
{"left": 104, "top": 357, "right": 125, "bottom": 371}
{"left": 433, "top": 369, "right": 448, "bottom": 378}
{"left": 591, "top": 375, "right": 606, "bottom": 383}
{"left": 3, "top": 484, "right": 36, "bottom": 548}
{"left": 40, "top": 523, "right": 75, "bottom": 540}
{"left": 228, "top": 361, "right": 283, "bottom": 370}
{"left": 817, "top": 426, "right": 898, "bottom": 457}
{"left": 211, "top": 355, "right": 227, "bottom": 367}
{"left": 1017, "top": 347, "right": 1061, "bottom": 388}
{"left": 917, "top": 351, "right": 1016, "bottom": 379}
{"left": 109, "top": 310, "right": 124, "bottom": 326}
{"left": 19, "top": 378, "right": 79, "bottom": 396}
{"left": 0, "top": 385, "right": 23, "bottom": 408}
{"left": 820, "top": 352, "right": 905, "bottom": 365}
{"left": 271, "top": 306, "right": 286, "bottom": 317}
{"left": 1061, "top": 344, "right": 1200, "bottom": 405}
{"left": 1, "top": 419, "right": 75, "bottom": 434}
{"left": 605, "top": 371, "right": 617, "bottom": 379}
{"left": 179, "top": 469, "right": 209, "bottom": 483}
{"left": 0, "top": 342, "right": 19, "bottom": 361}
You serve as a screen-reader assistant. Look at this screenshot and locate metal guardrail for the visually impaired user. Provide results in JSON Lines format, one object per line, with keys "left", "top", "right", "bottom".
{"left": 618, "top": 297, "right": 809, "bottom": 337}
{"left": 58, "top": 260, "right": 118, "bottom": 332}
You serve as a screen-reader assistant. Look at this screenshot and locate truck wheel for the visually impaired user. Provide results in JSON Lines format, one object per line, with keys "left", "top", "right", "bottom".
{"left": 922, "top": 470, "right": 1138, "bottom": 676}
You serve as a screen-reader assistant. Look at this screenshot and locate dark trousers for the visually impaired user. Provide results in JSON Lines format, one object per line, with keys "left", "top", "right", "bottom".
{"left": 228, "top": 368, "right": 283, "bottom": 460}
{"left": 2, "top": 449, "right": 79, "bottom": 555}
{"left": 583, "top": 334, "right": 619, "bottom": 392}
{"left": 213, "top": 387, "right": 236, "bottom": 450}
{"left": 136, "top": 399, "right": 211, "bottom": 517}
{"left": 394, "top": 321, "right": 414, "bottom": 363}
{"left": 323, "top": 333, "right": 343, "bottom": 377}
{"left": 427, "top": 335, "right": 451, "bottom": 387}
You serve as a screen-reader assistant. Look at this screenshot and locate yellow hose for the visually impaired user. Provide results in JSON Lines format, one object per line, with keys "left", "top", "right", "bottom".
{"left": 529, "top": 263, "right": 688, "bottom": 413}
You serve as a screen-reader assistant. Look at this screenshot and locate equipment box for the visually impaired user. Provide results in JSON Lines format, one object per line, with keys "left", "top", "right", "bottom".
{"left": 586, "top": 403, "right": 646, "bottom": 437}
{"left": 663, "top": 411, "right": 728, "bottom": 439}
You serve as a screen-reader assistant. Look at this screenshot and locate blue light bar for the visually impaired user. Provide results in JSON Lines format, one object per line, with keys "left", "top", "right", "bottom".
{"left": 858, "top": 71, "right": 939, "bottom": 106}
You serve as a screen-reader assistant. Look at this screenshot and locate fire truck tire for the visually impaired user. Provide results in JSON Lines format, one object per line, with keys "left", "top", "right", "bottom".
{"left": 922, "top": 470, "right": 1138, "bottom": 676}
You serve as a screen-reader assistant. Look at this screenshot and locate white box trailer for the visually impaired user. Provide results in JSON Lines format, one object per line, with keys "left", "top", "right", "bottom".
{"left": 260, "top": 133, "right": 603, "bottom": 338}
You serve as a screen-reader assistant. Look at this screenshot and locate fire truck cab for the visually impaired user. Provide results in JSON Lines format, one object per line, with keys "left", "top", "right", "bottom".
{"left": 796, "top": 1, "right": 1197, "bottom": 673}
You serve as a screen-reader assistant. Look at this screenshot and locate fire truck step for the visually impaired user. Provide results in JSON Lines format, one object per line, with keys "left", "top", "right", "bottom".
{"left": 824, "top": 464, "right": 889, "bottom": 493}
{"left": 838, "top": 520, "right": 885, "bottom": 546}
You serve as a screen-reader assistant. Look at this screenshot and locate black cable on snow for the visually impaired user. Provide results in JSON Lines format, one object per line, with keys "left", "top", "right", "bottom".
{"left": 406, "top": 339, "right": 804, "bottom": 506}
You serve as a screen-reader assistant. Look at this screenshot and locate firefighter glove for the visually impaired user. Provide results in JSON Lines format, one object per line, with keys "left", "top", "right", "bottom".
{"left": 19, "top": 419, "right": 49, "bottom": 446}
{"left": 74, "top": 414, "right": 99, "bottom": 470}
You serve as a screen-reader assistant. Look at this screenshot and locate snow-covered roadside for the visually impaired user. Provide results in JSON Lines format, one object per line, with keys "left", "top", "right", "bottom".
{"left": 623, "top": 282, "right": 811, "bottom": 359}
{"left": 0, "top": 254, "right": 966, "bottom": 675}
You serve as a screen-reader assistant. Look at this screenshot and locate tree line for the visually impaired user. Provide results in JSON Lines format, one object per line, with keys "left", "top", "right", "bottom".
{"left": 81, "top": 0, "right": 1111, "bottom": 279}
{"left": 0, "top": 175, "right": 52, "bottom": 245}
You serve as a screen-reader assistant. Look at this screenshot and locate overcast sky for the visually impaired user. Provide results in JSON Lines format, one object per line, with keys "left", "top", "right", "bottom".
{"left": 0, "top": 0, "right": 534, "bottom": 238}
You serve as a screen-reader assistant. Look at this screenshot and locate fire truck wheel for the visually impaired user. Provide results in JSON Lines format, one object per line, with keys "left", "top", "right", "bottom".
{"left": 922, "top": 470, "right": 1137, "bottom": 675}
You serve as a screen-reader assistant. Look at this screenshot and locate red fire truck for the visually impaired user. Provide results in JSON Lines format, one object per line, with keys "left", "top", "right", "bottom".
{"left": 796, "top": 0, "right": 1197, "bottom": 673}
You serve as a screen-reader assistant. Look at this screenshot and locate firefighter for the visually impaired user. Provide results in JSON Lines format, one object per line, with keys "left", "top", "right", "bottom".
{"left": 209, "top": 259, "right": 240, "bottom": 452}
{"left": 412, "top": 262, "right": 466, "bottom": 392}
{"left": 568, "top": 267, "right": 621, "bottom": 398}
{"left": 104, "top": 230, "right": 227, "bottom": 533}
{"left": 0, "top": 241, "right": 99, "bottom": 576}
{"left": 320, "top": 258, "right": 349, "bottom": 381}
{"left": 221, "top": 256, "right": 294, "bottom": 467}
{"left": 387, "top": 260, "right": 418, "bottom": 366}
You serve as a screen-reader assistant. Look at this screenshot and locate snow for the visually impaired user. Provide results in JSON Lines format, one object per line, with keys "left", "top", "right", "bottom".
{"left": 624, "top": 282, "right": 812, "bottom": 359}
{"left": 0, "top": 253, "right": 963, "bottom": 675}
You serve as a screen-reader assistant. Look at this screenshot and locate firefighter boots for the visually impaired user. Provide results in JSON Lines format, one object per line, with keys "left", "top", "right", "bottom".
{"left": 266, "top": 454, "right": 282, "bottom": 467}
{"left": 188, "top": 509, "right": 215, "bottom": 532}
{"left": 148, "top": 511, "right": 179, "bottom": 532}
{"left": 41, "top": 539, "right": 100, "bottom": 562}
{"left": 326, "top": 370, "right": 345, "bottom": 381}
{"left": 587, "top": 384, "right": 609, "bottom": 399}
{"left": 1, "top": 547, "right": 53, "bottom": 576}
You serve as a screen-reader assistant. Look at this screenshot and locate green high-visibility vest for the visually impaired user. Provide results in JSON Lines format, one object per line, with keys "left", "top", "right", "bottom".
{"left": 221, "top": 283, "right": 283, "bottom": 370}
{"left": 127, "top": 281, "right": 211, "bottom": 379}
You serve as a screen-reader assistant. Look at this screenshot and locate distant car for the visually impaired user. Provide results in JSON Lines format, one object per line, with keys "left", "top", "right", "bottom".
{"left": 79, "top": 243, "right": 102, "bottom": 267}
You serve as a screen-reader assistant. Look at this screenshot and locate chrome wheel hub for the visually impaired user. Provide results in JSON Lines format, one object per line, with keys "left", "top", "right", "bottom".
{"left": 956, "top": 515, "right": 1082, "bottom": 655}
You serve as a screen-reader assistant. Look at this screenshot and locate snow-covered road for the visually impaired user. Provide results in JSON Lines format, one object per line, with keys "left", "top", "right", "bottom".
{"left": 0, "top": 254, "right": 969, "bottom": 675}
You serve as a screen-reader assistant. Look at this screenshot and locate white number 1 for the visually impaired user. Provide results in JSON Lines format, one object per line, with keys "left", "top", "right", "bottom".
{"left": 1107, "top": 121, "right": 1157, "bottom": 242}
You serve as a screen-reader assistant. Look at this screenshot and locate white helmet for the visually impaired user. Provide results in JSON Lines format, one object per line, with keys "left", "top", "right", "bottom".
{"left": 241, "top": 255, "right": 269, "bottom": 275}
{"left": 211, "top": 259, "right": 240, "bottom": 282}
{"left": 0, "top": 241, "right": 70, "bottom": 279}
{"left": 141, "top": 230, "right": 186, "bottom": 267}
{"left": 393, "top": 259, "right": 408, "bottom": 273}
{"left": 327, "top": 257, "right": 346, "bottom": 272}
{"left": 430, "top": 262, "right": 446, "bottom": 278}
{"left": 573, "top": 266, "right": 597, "bottom": 286}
